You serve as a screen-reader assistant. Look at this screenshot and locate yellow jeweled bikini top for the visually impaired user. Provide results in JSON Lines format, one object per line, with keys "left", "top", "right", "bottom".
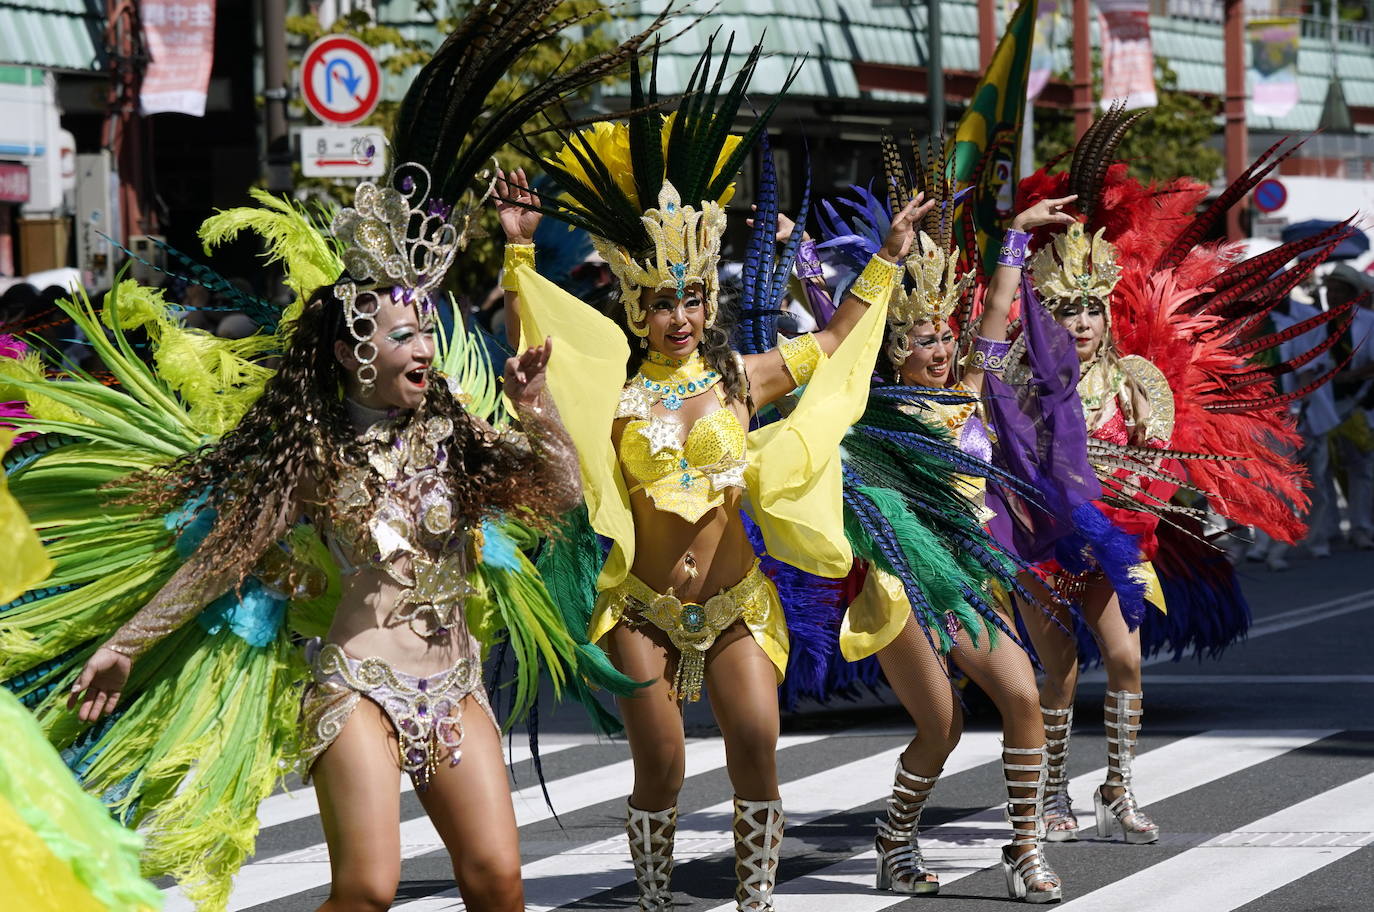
{"left": 615, "top": 350, "right": 748, "bottom": 522}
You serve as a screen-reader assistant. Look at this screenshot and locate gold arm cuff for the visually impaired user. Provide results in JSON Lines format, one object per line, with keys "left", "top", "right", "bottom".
{"left": 848, "top": 254, "right": 902, "bottom": 309}
{"left": 779, "top": 332, "right": 823, "bottom": 387}
{"left": 500, "top": 243, "right": 536, "bottom": 291}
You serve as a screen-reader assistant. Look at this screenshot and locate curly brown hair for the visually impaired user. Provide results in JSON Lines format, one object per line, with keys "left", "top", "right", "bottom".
{"left": 122, "top": 284, "right": 566, "bottom": 589}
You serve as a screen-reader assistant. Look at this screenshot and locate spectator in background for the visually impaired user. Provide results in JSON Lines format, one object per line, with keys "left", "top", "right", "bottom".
{"left": 1252, "top": 290, "right": 1342, "bottom": 570}
{"left": 1325, "top": 264, "right": 1374, "bottom": 549}
{"left": 0, "top": 282, "right": 40, "bottom": 330}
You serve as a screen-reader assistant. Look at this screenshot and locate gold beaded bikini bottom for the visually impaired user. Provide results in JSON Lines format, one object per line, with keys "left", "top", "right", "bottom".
{"left": 298, "top": 639, "right": 495, "bottom": 789}
{"left": 598, "top": 561, "right": 774, "bottom": 703}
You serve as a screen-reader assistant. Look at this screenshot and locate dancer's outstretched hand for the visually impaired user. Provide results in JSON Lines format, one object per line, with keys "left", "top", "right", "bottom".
{"left": 880, "top": 192, "right": 937, "bottom": 262}
{"left": 68, "top": 646, "right": 130, "bottom": 722}
{"left": 505, "top": 337, "right": 552, "bottom": 406}
{"left": 495, "top": 167, "right": 542, "bottom": 244}
{"left": 1012, "top": 195, "right": 1079, "bottom": 231}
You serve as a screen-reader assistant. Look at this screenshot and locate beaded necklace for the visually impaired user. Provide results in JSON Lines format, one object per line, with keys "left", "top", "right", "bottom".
{"left": 633, "top": 349, "right": 722, "bottom": 411}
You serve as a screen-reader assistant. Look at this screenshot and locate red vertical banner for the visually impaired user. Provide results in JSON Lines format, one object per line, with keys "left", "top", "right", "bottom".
{"left": 1097, "top": 0, "right": 1157, "bottom": 110}
{"left": 139, "top": 1, "right": 216, "bottom": 116}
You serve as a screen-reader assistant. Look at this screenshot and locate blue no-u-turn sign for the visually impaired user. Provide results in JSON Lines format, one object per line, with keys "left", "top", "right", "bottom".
{"left": 1253, "top": 178, "right": 1288, "bottom": 214}
{"left": 300, "top": 35, "right": 382, "bottom": 126}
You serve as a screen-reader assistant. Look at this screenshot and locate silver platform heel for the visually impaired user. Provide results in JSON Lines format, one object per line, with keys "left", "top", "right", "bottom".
{"left": 733, "top": 796, "right": 784, "bottom": 912}
{"left": 1094, "top": 689, "right": 1159, "bottom": 844}
{"left": 626, "top": 801, "right": 676, "bottom": 911}
{"left": 873, "top": 761, "right": 941, "bottom": 895}
{"left": 1041, "top": 705, "right": 1079, "bottom": 842}
{"left": 1001, "top": 745, "right": 1063, "bottom": 904}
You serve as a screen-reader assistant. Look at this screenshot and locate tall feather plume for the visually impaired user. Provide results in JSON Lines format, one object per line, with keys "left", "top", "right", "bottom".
{"left": 734, "top": 134, "right": 812, "bottom": 354}
{"left": 523, "top": 31, "right": 801, "bottom": 255}
{"left": 389, "top": 1, "right": 673, "bottom": 209}
{"left": 1069, "top": 100, "right": 1143, "bottom": 226}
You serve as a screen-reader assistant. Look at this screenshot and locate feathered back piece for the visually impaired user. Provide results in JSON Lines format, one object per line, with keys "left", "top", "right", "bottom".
{"left": 1016, "top": 128, "right": 1360, "bottom": 543}
{"left": 530, "top": 33, "right": 801, "bottom": 334}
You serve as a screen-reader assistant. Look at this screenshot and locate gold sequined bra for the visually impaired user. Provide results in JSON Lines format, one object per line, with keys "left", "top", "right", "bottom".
{"left": 615, "top": 351, "right": 749, "bottom": 522}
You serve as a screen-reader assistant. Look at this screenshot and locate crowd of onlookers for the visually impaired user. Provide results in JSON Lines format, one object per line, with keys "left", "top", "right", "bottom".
{"left": 1242, "top": 262, "right": 1374, "bottom": 570}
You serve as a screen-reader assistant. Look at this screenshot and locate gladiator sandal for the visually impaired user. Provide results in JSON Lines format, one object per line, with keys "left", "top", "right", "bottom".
{"left": 873, "top": 761, "right": 941, "bottom": 894}
{"left": 1001, "top": 746, "right": 1063, "bottom": 904}
{"left": 626, "top": 801, "right": 676, "bottom": 911}
{"left": 1094, "top": 689, "right": 1159, "bottom": 844}
{"left": 1041, "top": 705, "right": 1079, "bottom": 842}
{"left": 733, "top": 796, "right": 784, "bottom": 912}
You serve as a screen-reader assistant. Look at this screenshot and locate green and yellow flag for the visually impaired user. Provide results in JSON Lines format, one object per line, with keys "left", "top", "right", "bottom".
{"left": 949, "top": 0, "right": 1038, "bottom": 277}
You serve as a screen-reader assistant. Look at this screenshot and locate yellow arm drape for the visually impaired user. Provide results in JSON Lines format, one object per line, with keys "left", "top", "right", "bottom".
{"left": 512, "top": 265, "right": 636, "bottom": 591}
{"left": 744, "top": 298, "right": 888, "bottom": 578}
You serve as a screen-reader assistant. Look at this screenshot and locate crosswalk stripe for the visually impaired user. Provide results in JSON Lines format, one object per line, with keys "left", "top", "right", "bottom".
{"left": 173, "top": 732, "right": 828, "bottom": 912}
{"left": 253, "top": 736, "right": 586, "bottom": 829}
{"left": 718, "top": 729, "right": 1338, "bottom": 912}
{"left": 389, "top": 730, "right": 1010, "bottom": 911}
{"left": 1054, "top": 770, "right": 1374, "bottom": 911}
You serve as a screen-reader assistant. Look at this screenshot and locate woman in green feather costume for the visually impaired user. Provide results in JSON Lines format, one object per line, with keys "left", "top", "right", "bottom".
{"left": 0, "top": 5, "right": 675, "bottom": 910}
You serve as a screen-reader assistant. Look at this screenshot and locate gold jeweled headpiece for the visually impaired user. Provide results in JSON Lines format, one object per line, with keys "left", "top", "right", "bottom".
{"left": 886, "top": 231, "right": 975, "bottom": 368}
{"left": 331, "top": 162, "right": 480, "bottom": 385}
{"left": 596, "top": 181, "right": 727, "bottom": 337}
{"left": 1028, "top": 222, "right": 1122, "bottom": 317}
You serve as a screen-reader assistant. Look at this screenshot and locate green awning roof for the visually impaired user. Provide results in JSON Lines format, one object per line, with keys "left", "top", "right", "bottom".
{"left": 0, "top": 0, "right": 106, "bottom": 72}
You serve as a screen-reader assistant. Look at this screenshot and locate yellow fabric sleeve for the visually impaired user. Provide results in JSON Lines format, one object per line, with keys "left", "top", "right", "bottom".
{"left": 501, "top": 243, "right": 536, "bottom": 291}
{"left": 840, "top": 566, "right": 909, "bottom": 661}
{"left": 1, "top": 430, "right": 53, "bottom": 603}
{"left": 745, "top": 297, "right": 889, "bottom": 578}
{"left": 511, "top": 265, "right": 636, "bottom": 591}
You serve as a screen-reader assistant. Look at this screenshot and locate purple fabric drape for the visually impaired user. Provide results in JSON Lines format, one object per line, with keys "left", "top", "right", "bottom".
{"left": 983, "top": 279, "right": 1100, "bottom": 561}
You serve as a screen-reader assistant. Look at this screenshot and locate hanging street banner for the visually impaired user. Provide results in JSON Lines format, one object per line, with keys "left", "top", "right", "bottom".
{"left": 1097, "top": 0, "right": 1157, "bottom": 110}
{"left": 950, "top": 0, "right": 1037, "bottom": 277}
{"left": 140, "top": 1, "right": 217, "bottom": 117}
{"left": 1027, "top": 0, "right": 1061, "bottom": 102}
{"left": 1248, "top": 18, "right": 1301, "bottom": 119}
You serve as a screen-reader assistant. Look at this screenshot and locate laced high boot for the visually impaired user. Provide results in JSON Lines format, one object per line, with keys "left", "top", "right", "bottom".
{"left": 873, "top": 761, "right": 941, "bottom": 894}
{"left": 626, "top": 801, "right": 676, "bottom": 911}
{"left": 1094, "top": 689, "right": 1159, "bottom": 844}
{"left": 732, "top": 797, "right": 784, "bottom": 911}
{"left": 1040, "top": 705, "right": 1079, "bottom": 841}
{"left": 1001, "top": 746, "right": 1063, "bottom": 904}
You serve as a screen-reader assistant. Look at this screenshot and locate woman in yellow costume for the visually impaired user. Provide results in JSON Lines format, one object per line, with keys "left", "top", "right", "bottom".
{"left": 2, "top": 434, "right": 160, "bottom": 912}
{"left": 496, "top": 38, "right": 928, "bottom": 911}
{"left": 1015, "top": 108, "right": 1342, "bottom": 846}
{"left": 808, "top": 135, "right": 1078, "bottom": 902}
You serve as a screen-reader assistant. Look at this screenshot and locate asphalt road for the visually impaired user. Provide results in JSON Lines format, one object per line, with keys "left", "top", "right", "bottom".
{"left": 164, "top": 543, "right": 1374, "bottom": 912}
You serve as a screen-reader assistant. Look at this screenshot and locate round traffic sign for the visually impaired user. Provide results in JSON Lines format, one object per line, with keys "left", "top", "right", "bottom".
{"left": 300, "top": 35, "right": 382, "bottom": 126}
{"left": 1253, "top": 178, "right": 1287, "bottom": 214}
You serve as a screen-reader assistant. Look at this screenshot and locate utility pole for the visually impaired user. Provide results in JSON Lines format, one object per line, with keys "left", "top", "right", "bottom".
{"left": 930, "top": 0, "right": 945, "bottom": 128}
{"left": 1224, "top": 0, "right": 1247, "bottom": 241}
{"left": 979, "top": 0, "right": 996, "bottom": 68}
{"left": 262, "top": 0, "right": 291, "bottom": 190}
{"left": 1072, "top": 0, "right": 1092, "bottom": 140}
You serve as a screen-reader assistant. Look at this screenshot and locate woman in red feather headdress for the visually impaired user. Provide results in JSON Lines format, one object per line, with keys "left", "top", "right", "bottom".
{"left": 1012, "top": 107, "right": 1354, "bottom": 846}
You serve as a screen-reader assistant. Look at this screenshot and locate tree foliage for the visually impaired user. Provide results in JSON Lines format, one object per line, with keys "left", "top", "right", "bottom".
{"left": 1034, "top": 56, "right": 1225, "bottom": 186}
{"left": 281, "top": 1, "right": 621, "bottom": 299}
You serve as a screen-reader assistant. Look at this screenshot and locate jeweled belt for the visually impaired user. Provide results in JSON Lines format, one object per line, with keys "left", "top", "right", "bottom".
{"left": 615, "top": 561, "right": 767, "bottom": 702}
